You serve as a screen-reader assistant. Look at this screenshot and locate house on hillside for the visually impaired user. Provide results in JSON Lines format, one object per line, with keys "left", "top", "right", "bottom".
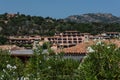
{"left": 101, "top": 32, "right": 120, "bottom": 38}
{"left": 46, "top": 31, "right": 90, "bottom": 49}
{"left": 9, "top": 36, "right": 41, "bottom": 49}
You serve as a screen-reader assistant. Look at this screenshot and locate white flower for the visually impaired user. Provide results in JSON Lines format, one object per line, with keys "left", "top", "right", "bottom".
{"left": 93, "top": 39, "right": 97, "bottom": 41}
{"left": 24, "top": 77, "right": 29, "bottom": 80}
{"left": 3, "top": 69, "right": 6, "bottom": 73}
{"left": 55, "top": 53, "right": 58, "bottom": 55}
{"left": 8, "top": 50, "right": 11, "bottom": 53}
{"left": 13, "top": 66, "right": 17, "bottom": 69}
{"left": 13, "top": 72, "right": 15, "bottom": 74}
{"left": 101, "top": 44, "right": 104, "bottom": 46}
{"left": 18, "top": 77, "right": 24, "bottom": 80}
{"left": 37, "top": 72, "right": 39, "bottom": 75}
{"left": 87, "top": 47, "right": 95, "bottom": 53}
{"left": 1, "top": 75, "right": 4, "bottom": 78}
{"left": 7, "top": 64, "right": 12, "bottom": 69}
{"left": 48, "top": 66, "right": 51, "bottom": 69}
{"left": 7, "top": 64, "right": 17, "bottom": 70}
{"left": 39, "top": 60, "right": 41, "bottom": 63}
{"left": 107, "top": 46, "right": 110, "bottom": 49}
{"left": 96, "top": 41, "right": 102, "bottom": 45}
{"left": 46, "top": 57, "right": 49, "bottom": 61}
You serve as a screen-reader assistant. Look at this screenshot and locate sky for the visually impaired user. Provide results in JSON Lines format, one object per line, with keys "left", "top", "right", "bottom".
{"left": 0, "top": 0, "right": 120, "bottom": 19}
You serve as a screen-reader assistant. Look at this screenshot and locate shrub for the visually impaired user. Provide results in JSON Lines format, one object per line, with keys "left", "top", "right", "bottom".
{"left": 78, "top": 42, "right": 120, "bottom": 80}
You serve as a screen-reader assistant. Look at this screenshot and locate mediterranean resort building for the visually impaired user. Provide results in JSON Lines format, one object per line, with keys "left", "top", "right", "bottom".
{"left": 47, "top": 31, "right": 90, "bottom": 48}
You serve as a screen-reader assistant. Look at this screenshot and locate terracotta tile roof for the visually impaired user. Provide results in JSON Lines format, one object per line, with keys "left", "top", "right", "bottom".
{"left": 56, "top": 39, "right": 120, "bottom": 54}
{"left": 56, "top": 41, "right": 94, "bottom": 54}
{"left": 106, "top": 39, "right": 120, "bottom": 47}
{"left": 81, "top": 33, "right": 90, "bottom": 35}
{"left": 106, "top": 32, "right": 119, "bottom": 34}
{"left": 0, "top": 45, "right": 24, "bottom": 50}
{"left": 65, "top": 31, "right": 79, "bottom": 32}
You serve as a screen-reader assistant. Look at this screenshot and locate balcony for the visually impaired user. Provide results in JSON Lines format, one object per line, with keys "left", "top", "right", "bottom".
{"left": 73, "top": 38, "right": 77, "bottom": 40}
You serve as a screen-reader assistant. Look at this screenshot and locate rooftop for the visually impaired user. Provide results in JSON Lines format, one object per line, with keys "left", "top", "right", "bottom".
{"left": 65, "top": 30, "right": 79, "bottom": 33}
{"left": 56, "top": 39, "right": 120, "bottom": 54}
{"left": 56, "top": 41, "right": 94, "bottom": 54}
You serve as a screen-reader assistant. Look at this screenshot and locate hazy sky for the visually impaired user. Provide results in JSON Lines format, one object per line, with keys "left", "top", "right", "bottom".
{"left": 0, "top": 0, "right": 120, "bottom": 19}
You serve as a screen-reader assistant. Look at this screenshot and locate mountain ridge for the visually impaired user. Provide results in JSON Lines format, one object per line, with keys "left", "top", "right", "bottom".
{"left": 65, "top": 13, "right": 120, "bottom": 23}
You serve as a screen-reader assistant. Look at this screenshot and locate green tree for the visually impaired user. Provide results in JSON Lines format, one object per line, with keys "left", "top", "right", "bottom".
{"left": 78, "top": 43, "right": 120, "bottom": 80}
{"left": 0, "top": 36, "right": 8, "bottom": 45}
{"left": 24, "top": 45, "right": 80, "bottom": 80}
{"left": 42, "top": 42, "right": 51, "bottom": 49}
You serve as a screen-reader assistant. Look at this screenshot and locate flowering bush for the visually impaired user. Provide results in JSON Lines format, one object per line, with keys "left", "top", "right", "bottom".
{"left": 0, "top": 46, "right": 79, "bottom": 79}
{"left": 24, "top": 46, "right": 79, "bottom": 79}
{"left": 1, "top": 42, "right": 120, "bottom": 79}
{"left": 0, "top": 49, "right": 24, "bottom": 80}
{"left": 78, "top": 42, "right": 120, "bottom": 80}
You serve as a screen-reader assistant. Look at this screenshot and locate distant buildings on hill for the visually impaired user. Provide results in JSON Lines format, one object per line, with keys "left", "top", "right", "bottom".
{"left": 8, "top": 31, "right": 120, "bottom": 49}
{"left": 4, "top": 31, "right": 120, "bottom": 61}
{"left": 47, "top": 31, "right": 89, "bottom": 48}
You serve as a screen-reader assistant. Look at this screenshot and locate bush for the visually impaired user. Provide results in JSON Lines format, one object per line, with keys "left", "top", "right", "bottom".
{"left": 0, "top": 36, "right": 8, "bottom": 45}
{"left": 24, "top": 46, "right": 80, "bottom": 79}
{"left": 0, "top": 49, "right": 24, "bottom": 79}
{"left": 42, "top": 42, "right": 51, "bottom": 49}
{"left": 78, "top": 42, "right": 120, "bottom": 80}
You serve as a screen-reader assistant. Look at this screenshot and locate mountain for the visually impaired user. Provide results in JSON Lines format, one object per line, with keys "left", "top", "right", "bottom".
{"left": 65, "top": 13, "right": 120, "bottom": 23}
{"left": 1, "top": 13, "right": 120, "bottom": 36}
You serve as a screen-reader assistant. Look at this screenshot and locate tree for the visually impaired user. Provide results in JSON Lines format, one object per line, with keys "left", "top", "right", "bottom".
{"left": 24, "top": 45, "right": 80, "bottom": 79}
{"left": 0, "top": 36, "right": 8, "bottom": 45}
{"left": 42, "top": 42, "right": 51, "bottom": 49}
{"left": 78, "top": 42, "right": 120, "bottom": 80}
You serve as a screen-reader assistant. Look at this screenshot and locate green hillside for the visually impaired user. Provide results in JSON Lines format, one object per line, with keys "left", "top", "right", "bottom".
{"left": 0, "top": 13, "right": 120, "bottom": 36}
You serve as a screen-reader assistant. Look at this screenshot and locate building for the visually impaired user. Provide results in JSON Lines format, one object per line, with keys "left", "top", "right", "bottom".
{"left": 9, "top": 36, "right": 41, "bottom": 46}
{"left": 47, "top": 31, "right": 90, "bottom": 48}
{"left": 101, "top": 32, "right": 120, "bottom": 38}
{"left": 8, "top": 39, "right": 120, "bottom": 62}
{"left": 89, "top": 35, "right": 110, "bottom": 40}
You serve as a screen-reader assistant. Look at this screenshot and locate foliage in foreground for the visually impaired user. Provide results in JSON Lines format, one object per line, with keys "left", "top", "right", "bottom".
{"left": 0, "top": 36, "right": 8, "bottom": 45}
{"left": 24, "top": 46, "right": 80, "bottom": 80}
{"left": 78, "top": 42, "right": 120, "bottom": 80}
{"left": 0, "top": 47, "right": 79, "bottom": 80}
{"left": 0, "top": 50, "right": 24, "bottom": 80}
{"left": 0, "top": 42, "right": 120, "bottom": 80}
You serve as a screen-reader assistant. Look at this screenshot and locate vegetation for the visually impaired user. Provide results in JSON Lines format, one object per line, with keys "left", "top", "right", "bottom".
{"left": 0, "top": 46, "right": 79, "bottom": 79}
{"left": 78, "top": 42, "right": 120, "bottom": 80}
{"left": 16, "top": 44, "right": 33, "bottom": 49}
{"left": 0, "top": 49, "right": 24, "bottom": 79}
{"left": 0, "top": 35, "right": 8, "bottom": 45}
{"left": 42, "top": 42, "right": 51, "bottom": 49}
{"left": 0, "top": 42, "right": 120, "bottom": 79}
{"left": 0, "top": 13, "right": 120, "bottom": 36}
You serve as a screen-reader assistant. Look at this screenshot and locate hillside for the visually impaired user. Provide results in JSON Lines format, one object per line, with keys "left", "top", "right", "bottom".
{"left": 0, "top": 13, "right": 120, "bottom": 36}
{"left": 65, "top": 13, "right": 120, "bottom": 23}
